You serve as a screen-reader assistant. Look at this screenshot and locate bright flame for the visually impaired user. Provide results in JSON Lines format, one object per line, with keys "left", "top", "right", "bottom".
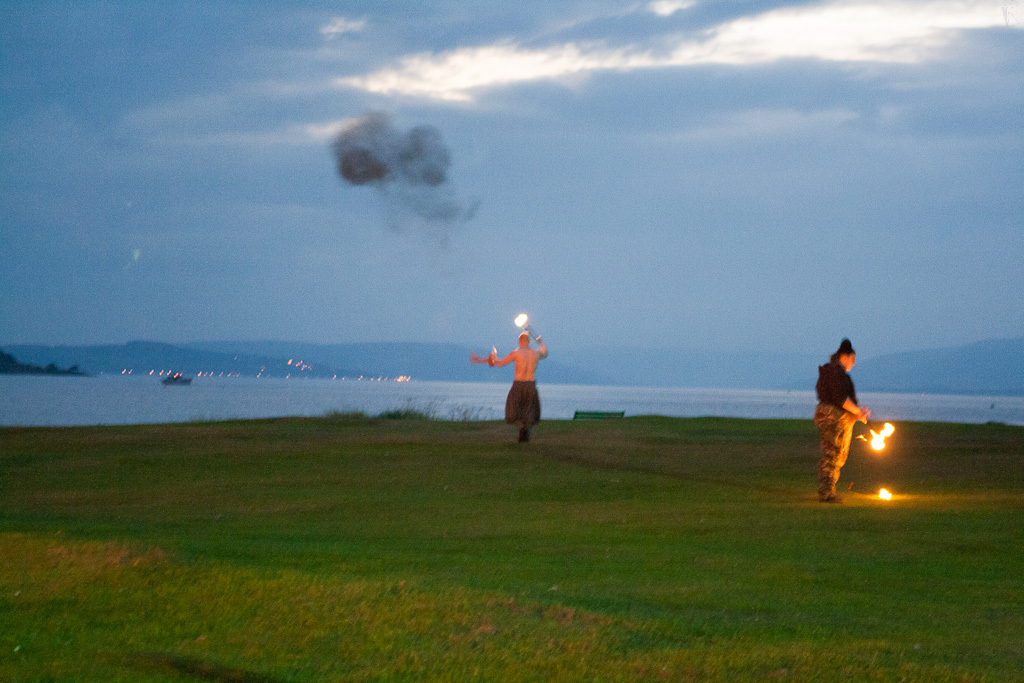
{"left": 514, "top": 313, "right": 529, "bottom": 328}
{"left": 869, "top": 422, "right": 895, "bottom": 450}
{"left": 879, "top": 488, "right": 892, "bottom": 500}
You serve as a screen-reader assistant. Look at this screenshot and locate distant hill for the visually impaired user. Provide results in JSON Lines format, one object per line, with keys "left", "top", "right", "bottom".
{"left": 852, "top": 337, "right": 1024, "bottom": 396}
{"left": 2, "top": 341, "right": 346, "bottom": 379}
{"left": 562, "top": 347, "right": 820, "bottom": 390}
{"left": 3, "top": 340, "right": 606, "bottom": 384}
{"left": 187, "top": 341, "right": 612, "bottom": 385}
{"left": 0, "top": 349, "right": 86, "bottom": 376}
{"left": 4, "top": 337, "right": 1022, "bottom": 396}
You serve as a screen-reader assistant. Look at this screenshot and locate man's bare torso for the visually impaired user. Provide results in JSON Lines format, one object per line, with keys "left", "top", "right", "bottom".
{"left": 477, "top": 337, "right": 547, "bottom": 380}
{"left": 509, "top": 347, "right": 543, "bottom": 381}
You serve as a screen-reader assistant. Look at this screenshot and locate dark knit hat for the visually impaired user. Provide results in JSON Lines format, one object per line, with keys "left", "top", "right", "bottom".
{"left": 837, "top": 338, "right": 855, "bottom": 356}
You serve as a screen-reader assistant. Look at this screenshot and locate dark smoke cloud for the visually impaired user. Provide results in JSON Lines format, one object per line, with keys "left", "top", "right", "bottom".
{"left": 332, "top": 112, "right": 477, "bottom": 240}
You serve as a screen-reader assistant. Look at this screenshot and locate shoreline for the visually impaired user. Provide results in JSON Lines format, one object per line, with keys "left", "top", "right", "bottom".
{"left": 3, "top": 376, "right": 1022, "bottom": 428}
{"left": 2, "top": 414, "right": 1022, "bottom": 433}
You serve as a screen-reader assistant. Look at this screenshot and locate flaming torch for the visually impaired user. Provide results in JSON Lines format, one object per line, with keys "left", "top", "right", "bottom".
{"left": 470, "top": 315, "right": 540, "bottom": 367}
{"left": 515, "top": 313, "right": 541, "bottom": 342}
{"left": 858, "top": 422, "right": 895, "bottom": 451}
{"left": 870, "top": 422, "right": 895, "bottom": 451}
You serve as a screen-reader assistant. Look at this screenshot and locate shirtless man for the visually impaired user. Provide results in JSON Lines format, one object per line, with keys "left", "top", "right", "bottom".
{"left": 472, "top": 331, "right": 548, "bottom": 442}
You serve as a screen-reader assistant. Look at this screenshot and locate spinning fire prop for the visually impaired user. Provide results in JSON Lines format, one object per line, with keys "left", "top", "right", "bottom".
{"left": 858, "top": 422, "right": 895, "bottom": 451}
{"left": 470, "top": 314, "right": 541, "bottom": 367}
{"left": 515, "top": 313, "right": 541, "bottom": 341}
{"left": 879, "top": 488, "right": 892, "bottom": 500}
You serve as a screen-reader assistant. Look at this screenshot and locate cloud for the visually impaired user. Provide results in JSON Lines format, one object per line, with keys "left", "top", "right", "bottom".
{"left": 687, "top": 1, "right": 1004, "bottom": 64}
{"left": 1002, "top": 0, "right": 1021, "bottom": 27}
{"left": 124, "top": 120, "right": 348, "bottom": 149}
{"left": 648, "top": 1, "right": 696, "bottom": 17}
{"left": 337, "top": 1, "right": 1010, "bottom": 101}
{"left": 338, "top": 42, "right": 659, "bottom": 102}
{"left": 671, "top": 108, "right": 862, "bottom": 141}
{"left": 320, "top": 16, "right": 366, "bottom": 38}
{"left": 122, "top": 93, "right": 236, "bottom": 130}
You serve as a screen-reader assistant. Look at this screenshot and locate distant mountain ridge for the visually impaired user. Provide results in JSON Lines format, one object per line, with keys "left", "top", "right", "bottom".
{"left": 3, "top": 337, "right": 1022, "bottom": 396}
{"left": 562, "top": 347, "right": 821, "bottom": 390}
{"left": 187, "top": 341, "right": 611, "bottom": 385}
{"left": 1, "top": 340, "right": 608, "bottom": 385}
{"left": 852, "top": 337, "right": 1024, "bottom": 396}
{"left": 0, "top": 349, "right": 86, "bottom": 376}
{"left": 1, "top": 341, "right": 345, "bottom": 379}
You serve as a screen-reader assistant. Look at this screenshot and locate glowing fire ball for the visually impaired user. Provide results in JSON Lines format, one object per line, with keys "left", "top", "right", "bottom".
{"left": 514, "top": 313, "right": 528, "bottom": 328}
{"left": 879, "top": 488, "right": 892, "bottom": 500}
{"left": 869, "top": 422, "right": 896, "bottom": 451}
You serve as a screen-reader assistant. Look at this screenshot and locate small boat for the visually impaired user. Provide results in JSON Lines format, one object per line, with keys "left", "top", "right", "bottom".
{"left": 162, "top": 373, "right": 193, "bottom": 386}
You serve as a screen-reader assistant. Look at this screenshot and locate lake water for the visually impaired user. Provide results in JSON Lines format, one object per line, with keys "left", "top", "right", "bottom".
{"left": 2, "top": 376, "right": 1021, "bottom": 427}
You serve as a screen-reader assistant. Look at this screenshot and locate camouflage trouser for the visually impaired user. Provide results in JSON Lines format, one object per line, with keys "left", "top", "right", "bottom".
{"left": 814, "top": 403, "right": 857, "bottom": 500}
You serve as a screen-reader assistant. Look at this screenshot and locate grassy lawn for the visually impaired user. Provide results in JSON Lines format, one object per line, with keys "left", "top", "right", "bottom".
{"left": 2, "top": 415, "right": 1022, "bottom": 681}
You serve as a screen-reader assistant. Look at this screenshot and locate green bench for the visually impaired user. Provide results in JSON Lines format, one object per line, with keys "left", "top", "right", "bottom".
{"left": 572, "top": 410, "right": 625, "bottom": 420}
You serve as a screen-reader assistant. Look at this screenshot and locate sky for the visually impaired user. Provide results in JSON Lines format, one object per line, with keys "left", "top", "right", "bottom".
{"left": 1, "top": 1, "right": 1021, "bottom": 356}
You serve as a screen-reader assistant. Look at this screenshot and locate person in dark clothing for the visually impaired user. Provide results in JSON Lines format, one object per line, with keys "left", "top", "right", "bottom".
{"left": 472, "top": 331, "right": 547, "bottom": 442}
{"left": 814, "top": 338, "right": 871, "bottom": 503}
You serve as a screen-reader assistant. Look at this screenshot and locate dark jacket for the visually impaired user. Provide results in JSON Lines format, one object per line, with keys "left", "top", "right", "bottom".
{"left": 816, "top": 361, "right": 857, "bottom": 409}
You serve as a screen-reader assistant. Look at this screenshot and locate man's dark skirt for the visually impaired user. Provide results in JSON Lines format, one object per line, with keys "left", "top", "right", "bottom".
{"left": 505, "top": 380, "right": 541, "bottom": 427}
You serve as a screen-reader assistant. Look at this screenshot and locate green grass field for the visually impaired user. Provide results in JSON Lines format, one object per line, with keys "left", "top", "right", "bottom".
{"left": 2, "top": 415, "right": 1022, "bottom": 681}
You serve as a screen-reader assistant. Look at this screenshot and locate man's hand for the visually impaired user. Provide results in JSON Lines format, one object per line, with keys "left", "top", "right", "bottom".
{"left": 471, "top": 351, "right": 496, "bottom": 366}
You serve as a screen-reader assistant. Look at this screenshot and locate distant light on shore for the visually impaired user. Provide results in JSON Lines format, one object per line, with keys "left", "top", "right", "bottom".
{"left": 105, "top": 371, "right": 415, "bottom": 381}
